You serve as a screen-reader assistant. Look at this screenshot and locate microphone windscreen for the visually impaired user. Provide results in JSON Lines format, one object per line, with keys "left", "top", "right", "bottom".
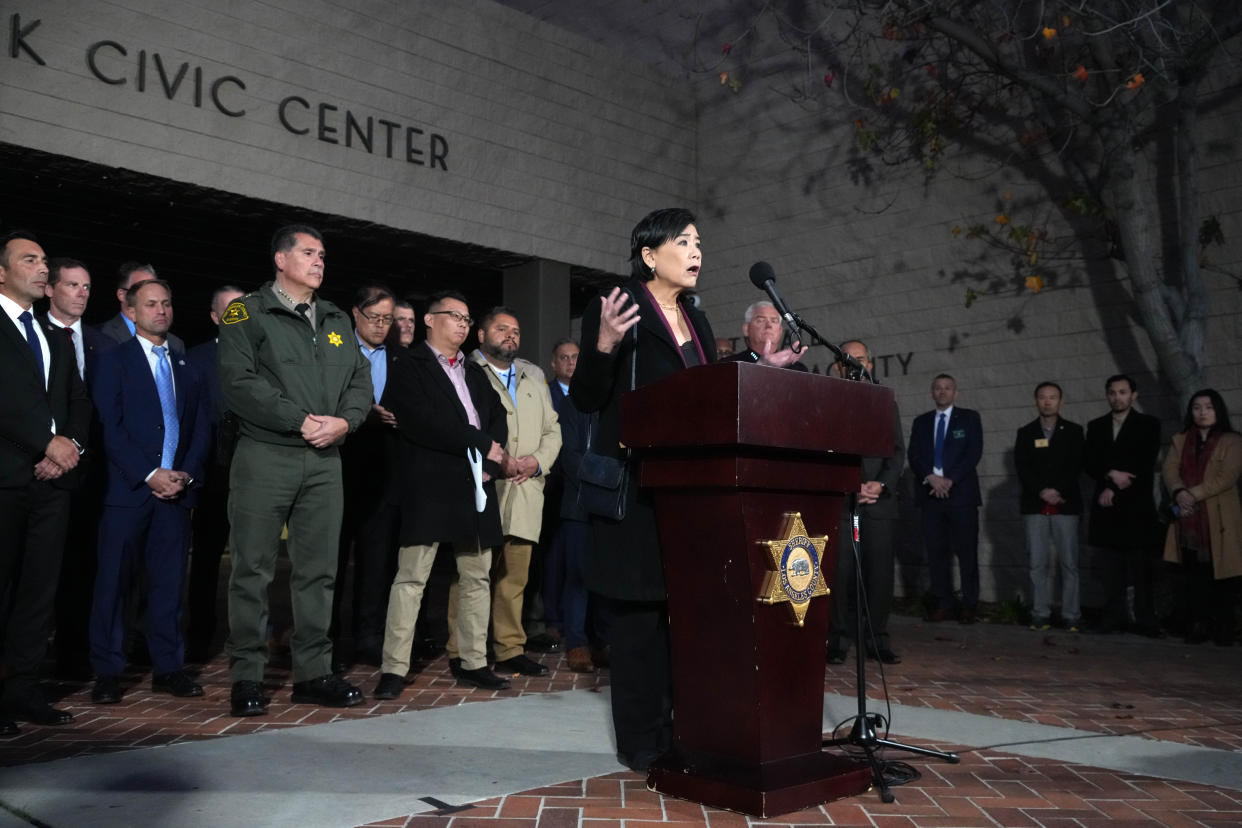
{"left": 748, "top": 261, "right": 776, "bottom": 288}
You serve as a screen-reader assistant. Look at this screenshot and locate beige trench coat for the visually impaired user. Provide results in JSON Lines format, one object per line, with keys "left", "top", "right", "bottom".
{"left": 1162, "top": 430, "right": 1242, "bottom": 579}
{"left": 469, "top": 352, "right": 562, "bottom": 543}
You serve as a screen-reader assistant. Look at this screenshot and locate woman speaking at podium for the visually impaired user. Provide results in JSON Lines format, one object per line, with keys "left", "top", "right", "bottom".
{"left": 570, "top": 208, "right": 716, "bottom": 772}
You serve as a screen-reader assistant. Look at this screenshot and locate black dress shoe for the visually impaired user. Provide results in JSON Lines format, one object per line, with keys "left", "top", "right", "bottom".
{"left": 448, "top": 657, "right": 466, "bottom": 678}
{"left": 290, "top": 674, "right": 364, "bottom": 707}
{"left": 0, "top": 719, "right": 18, "bottom": 736}
{"left": 493, "top": 654, "right": 549, "bottom": 677}
{"left": 455, "top": 665, "right": 510, "bottom": 690}
{"left": 372, "top": 672, "right": 405, "bottom": 700}
{"left": 867, "top": 647, "right": 902, "bottom": 664}
{"left": 230, "top": 680, "right": 269, "bottom": 717}
{"left": 826, "top": 647, "right": 847, "bottom": 665}
{"left": 12, "top": 702, "right": 74, "bottom": 725}
{"left": 92, "top": 676, "right": 124, "bottom": 705}
{"left": 153, "top": 670, "right": 204, "bottom": 697}
{"left": 618, "top": 749, "right": 659, "bottom": 773}
{"left": 526, "top": 632, "right": 563, "bottom": 653}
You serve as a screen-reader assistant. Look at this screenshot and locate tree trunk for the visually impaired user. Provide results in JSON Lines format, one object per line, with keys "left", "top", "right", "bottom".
{"left": 1103, "top": 128, "right": 1203, "bottom": 405}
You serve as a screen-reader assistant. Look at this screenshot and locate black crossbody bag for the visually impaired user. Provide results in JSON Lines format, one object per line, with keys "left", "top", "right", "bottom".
{"left": 576, "top": 305, "right": 638, "bottom": 521}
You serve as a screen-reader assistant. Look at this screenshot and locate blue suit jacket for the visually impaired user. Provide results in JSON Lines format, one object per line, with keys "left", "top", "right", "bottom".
{"left": 549, "top": 380, "right": 589, "bottom": 521}
{"left": 907, "top": 406, "right": 983, "bottom": 507}
{"left": 89, "top": 336, "right": 211, "bottom": 508}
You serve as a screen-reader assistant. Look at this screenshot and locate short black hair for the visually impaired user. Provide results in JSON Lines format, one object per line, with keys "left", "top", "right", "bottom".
{"left": 125, "top": 278, "right": 172, "bottom": 307}
{"left": 1034, "top": 381, "right": 1062, "bottom": 397}
{"left": 1183, "top": 388, "right": 1233, "bottom": 435}
{"left": 425, "top": 289, "right": 469, "bottom": 314}
{"left": 1105, "top": 374, "right": 1136, "bottom": 393}
{"left": 271, "top": 224, "right": 323, "bottom": 267}
{"left": 629, "top": 207, "right": 697, "bottom": 281}
{"left": 48, "top": 257, "right": 88, "bottom": 286}
{"left": 352, "top": 283, "right": 395, "bottom": 312}
{"left": 932, "top": 373, "right": 955, "bottom": 385}
{"left": 551, "top": 337, "right": 577, "bottom": 354}
{"left": 478, "top": 305, "right": 519, "bottom": 330}
{"left": 210, "top": 285, "right": 245, "bottom": 311}
{"left": 0, "top": 229, "right": 39, "bottom": 269}
{"left": 116, "top": 261, "right": 157, "bottom": 291}
{"left": 393, "top": 298, "right": 414, "bottom": 311}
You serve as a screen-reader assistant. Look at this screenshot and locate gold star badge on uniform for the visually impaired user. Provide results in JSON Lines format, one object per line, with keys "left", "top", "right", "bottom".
{"left": 757, "top": 512, "right": 830, "bottom": 627}
{"left": 327, "top": 331, "right": 343, "bottom": 347}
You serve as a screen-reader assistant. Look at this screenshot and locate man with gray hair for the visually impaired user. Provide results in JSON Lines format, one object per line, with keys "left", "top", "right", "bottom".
{"left": 723, "top": 300, "right": 806, "bottom": 370}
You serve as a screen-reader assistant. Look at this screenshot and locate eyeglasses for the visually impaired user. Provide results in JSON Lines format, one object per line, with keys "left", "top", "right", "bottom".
{"left": 359, "top": 310, "right": 393, "bottom": 325}
{"left": 429, "top": 310, "right": 474, "bottom": 326}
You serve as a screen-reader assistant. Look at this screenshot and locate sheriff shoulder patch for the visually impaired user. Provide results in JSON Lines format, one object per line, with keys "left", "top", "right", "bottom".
{"left": 222, "top": 302, "right": 249, "bottom": 325}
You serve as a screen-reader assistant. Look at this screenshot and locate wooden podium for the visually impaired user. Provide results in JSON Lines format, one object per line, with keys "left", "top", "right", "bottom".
{"left": 620, "top": 361, "right": 895, "bottom": 817}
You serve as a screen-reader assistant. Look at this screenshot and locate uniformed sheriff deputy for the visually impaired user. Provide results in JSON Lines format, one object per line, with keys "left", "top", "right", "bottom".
{"left": 217, "top": 224, "right": 374, "bottom": 717}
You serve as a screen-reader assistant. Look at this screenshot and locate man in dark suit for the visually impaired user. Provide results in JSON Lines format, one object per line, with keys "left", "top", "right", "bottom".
{"left": 94, "top": 262, "right": 185, "bottom": 354}
{"left": 372, "top": 290, "right": 512, "bottom": 700}
{"left": 0, "top": 231, "right": 90, "bottom": 733}
{"left": 184, "top": 284, "right": 245, "bottom": 662}
{"left": 907, "top": 373, "right": 984, "bottom": 623}
{"left": 88, "top": 279, "right": 211, "bottom": 703}
{"left": 1015, "top": 382, "right": 1085, "bottom": 631}
{"left": 332, "top": 283, "right": 401, "bottom": 670}
{"left": 829, "top": 340, "right": 905, "bottom": 664}
{"left": 41, "top": 257, "right": 107, "bottom": 680}
{"left": 1084, "top": 374, "right": 1162, "bottom": 635}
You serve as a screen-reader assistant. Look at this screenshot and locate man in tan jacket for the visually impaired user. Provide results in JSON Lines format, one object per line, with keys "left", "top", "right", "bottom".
{"left": 456, "top": 306, "right": 562, "bottom": 676}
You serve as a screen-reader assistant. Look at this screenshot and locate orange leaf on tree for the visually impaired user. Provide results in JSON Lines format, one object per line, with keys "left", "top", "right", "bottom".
{"left": 995, "top": 214, "right": 1011, "bottom": 225}
{"left": 1126, "top": 73, "right": 1145, "bottom": 90}
{"left": 1042, "top": 27, "right": 1057, "bottom": 39}
{"left": 1025, "top": 275, "right": 1044, "bottom": 293}
{"left": 1073, "top": 65, "right": 1088, "bottom": 83}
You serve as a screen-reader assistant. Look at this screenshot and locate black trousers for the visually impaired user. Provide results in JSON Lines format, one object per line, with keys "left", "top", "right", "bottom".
{"left": 0, "top": 481, "right": 71, "bottom": 706}
{"left": 921, "top": 501, "right": 979, "bottom": 610}
{"left": 186, "top": 462, "right": 230, "bottom": 658}
{"left": 831, "top": 513, "right": 897, "bottom": 651}
{"left": 1101, "top": 544, "right": 1157, "bottom": 630}
{"left": 603, "top": 597, "right": 671, "bottom": 763}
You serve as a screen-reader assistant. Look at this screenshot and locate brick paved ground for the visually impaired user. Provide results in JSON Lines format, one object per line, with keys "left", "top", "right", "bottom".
{"left": 3, "top": 614, "right": 1240, "bottom": 826}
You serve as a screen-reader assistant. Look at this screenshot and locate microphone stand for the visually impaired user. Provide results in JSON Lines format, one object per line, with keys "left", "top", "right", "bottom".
{"left": 822, "top": 497, "right": 960, "bottom": 803}
{"left": 784, "top": 313, "right": 871, "bottom": 382}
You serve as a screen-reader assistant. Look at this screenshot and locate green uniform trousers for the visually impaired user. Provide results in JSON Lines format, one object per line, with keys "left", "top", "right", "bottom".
{"left": 226, "top": 437, "right": 343, "bottom": 683}
{"left": 383, "top": 539, "right": 492, "bottom": 674}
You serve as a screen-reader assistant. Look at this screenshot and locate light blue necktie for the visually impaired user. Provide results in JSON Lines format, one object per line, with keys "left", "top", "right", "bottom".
{"left": 933, "top": 411, "right": 947, "bottom": 470}
{"left": 504, "top": 368, "right": 518, "bottom": 405}
{"left": 18, "top": 311, "right": 45, "bottom": 384}
{"left": 153, "top": 345, "right": 179, "bottom": 469}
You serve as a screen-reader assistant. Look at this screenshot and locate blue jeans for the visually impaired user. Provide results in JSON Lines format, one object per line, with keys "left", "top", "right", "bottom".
{"left": 1024, "top": 513, "right": 1080, "bottom": 624}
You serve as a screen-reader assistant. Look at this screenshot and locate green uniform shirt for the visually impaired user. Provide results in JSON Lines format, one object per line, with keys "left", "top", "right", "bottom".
{"left": 217, "top": 282, "right": 373, "bottom": 447}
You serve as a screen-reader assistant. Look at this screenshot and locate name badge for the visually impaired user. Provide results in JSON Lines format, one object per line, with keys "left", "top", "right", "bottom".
{"left": 1034, "top": 438, "right": 1049, "bottom": 448}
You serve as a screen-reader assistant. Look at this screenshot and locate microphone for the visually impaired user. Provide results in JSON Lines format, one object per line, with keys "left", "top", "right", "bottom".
{"left": 748, "top": 261, "right": 863, "bottom": 374}
{"left": 748, "top": 262, "right": 797, "bottom": 329}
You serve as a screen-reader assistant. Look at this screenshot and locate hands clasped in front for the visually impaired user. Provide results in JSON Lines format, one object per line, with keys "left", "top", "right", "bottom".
{"left": 34, "top": 435, "right": 81, "bottom": 482}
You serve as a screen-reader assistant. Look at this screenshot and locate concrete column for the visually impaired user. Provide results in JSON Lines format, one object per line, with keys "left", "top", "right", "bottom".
{"left": 502, "top": 259, "right": 571, "bottom": 370}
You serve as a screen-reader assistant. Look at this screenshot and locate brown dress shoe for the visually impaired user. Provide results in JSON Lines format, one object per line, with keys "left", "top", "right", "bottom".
{"left": 566, "top": 646, "right": 596, "bottom": 673}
